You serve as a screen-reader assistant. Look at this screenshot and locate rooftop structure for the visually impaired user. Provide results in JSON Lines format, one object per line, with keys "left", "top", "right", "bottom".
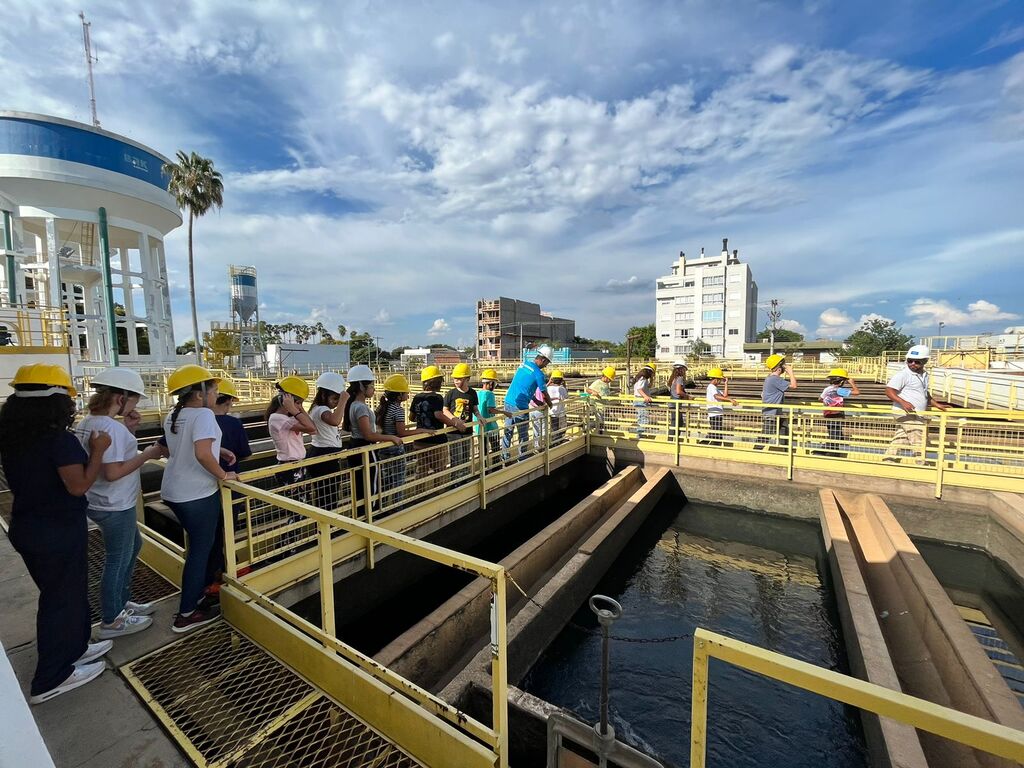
{"left": 0, "top": 112, "right": 181, "bottom": 380}
{"left": 655, "top": 238, "right": 758, "bottom": 361}
{"left": 476, "top": 297, "right": 575, "bottom": 360}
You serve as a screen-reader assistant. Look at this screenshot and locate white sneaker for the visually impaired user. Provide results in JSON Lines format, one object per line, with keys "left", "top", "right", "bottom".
{"left": 125, "top": 600, "right": 157, "bottom": 616}
{"left": 76, "top": 640, "right": 113, "bottom": 665}
{"left": 96, "top": 609, "right": 152, "bottom": 639}
{"left": 29, "top": 661, "right": 105, "bottom": 704}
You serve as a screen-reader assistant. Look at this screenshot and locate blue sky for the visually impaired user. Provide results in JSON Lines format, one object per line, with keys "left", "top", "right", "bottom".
{"left": 3, "top": 0, "right": 1023, "bottom": 348}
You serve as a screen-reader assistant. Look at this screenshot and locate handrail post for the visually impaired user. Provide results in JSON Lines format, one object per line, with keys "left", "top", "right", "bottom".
{"left": 362, "top": 450, "right": 375, "bottom": 568}
{"left": 318, "top": 520, "right": 335, "bottom": 636}
{"left": 690, "top": 635, "right": 709, "bottom": 768}
{"left": 491, "top": 572, "right": 510, "bottom": 768}
{"left": 675, "top": 400, "right": 681, "bottom": 467}
{"left": 934, "top": 412, "right": 947, "bottom": 499}
{"left": 544, "top": 407, "right": 551, "bottom": 476}
{"left": 786, "top": 412, "right": 796, "bottom": 480}
{"left": 478, "top": 429, "right": 488, "bottom": 510}
{"left": 220, "top": 484, "right": 238, "bottom": 579}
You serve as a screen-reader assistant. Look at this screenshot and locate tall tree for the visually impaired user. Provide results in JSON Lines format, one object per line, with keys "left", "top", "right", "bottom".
{"left": 623, "top": 324, "right": 657, "bottom": 358}
{"left": 757, "top": 328, "right": 804, "bottom": 342}
{"left": 845, "top": 318, "right": 914, "bottom": 357}
{"left": 162, "top": 151, "right": 224, "bottom": 363}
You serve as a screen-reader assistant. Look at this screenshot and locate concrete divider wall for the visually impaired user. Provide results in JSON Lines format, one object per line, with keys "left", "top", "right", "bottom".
{"left": 442, "top": 467, "right": 676, "bottom": 705}
{"left": 821, "top": 490, "right": 1024, "bottom": 768}
{"left": 375, "top": 465, "right": 645, "bottom": 690}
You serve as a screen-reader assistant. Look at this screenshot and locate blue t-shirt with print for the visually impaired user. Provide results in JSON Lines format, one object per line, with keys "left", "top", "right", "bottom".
{"left": 505, "top": 361, "right": 547, "bottom": 411}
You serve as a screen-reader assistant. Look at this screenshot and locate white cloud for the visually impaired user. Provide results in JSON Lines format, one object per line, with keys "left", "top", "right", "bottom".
{"left": 594, "top": 275, "right": 651, "bottom": 293}
{"left": 433, "top": 32, "right": 455, "bottom": 52}
{"left": 778, "top": 319, "right": 808, "bottom": 335}
{"left": 815, "top": 309, "right": 893, "bottom": 339}
{"left": 978, "top": 24, "right": 1024, "bottom": 53}
{"left": 904, "top": 298, "right": 1021, "bottom": 330}
{"left": 426, "top": 318, "right": 451, "bottom": 337}
{"left": 373, "top": 308, "right": 393, "bottom": 325}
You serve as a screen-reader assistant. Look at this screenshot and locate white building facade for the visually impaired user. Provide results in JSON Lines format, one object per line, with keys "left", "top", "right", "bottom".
{"left": 655, "top": 239, "right": 758, "bottom": 361}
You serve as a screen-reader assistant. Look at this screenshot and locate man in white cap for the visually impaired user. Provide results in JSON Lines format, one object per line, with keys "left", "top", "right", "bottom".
{"left": 883, "top": 344, "right": 948, "bottom": 463}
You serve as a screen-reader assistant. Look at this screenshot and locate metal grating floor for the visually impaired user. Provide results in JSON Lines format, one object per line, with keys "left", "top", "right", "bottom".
{"left": 86, "top": 527, "right": 178, "bottom": 623}
{"left": 122, "top": 622, "right": 422, "bottom": 768}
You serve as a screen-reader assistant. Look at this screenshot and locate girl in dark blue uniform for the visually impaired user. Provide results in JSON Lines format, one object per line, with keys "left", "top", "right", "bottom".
{"left": 0, "top": 364, "right": 111, "bottom": 704}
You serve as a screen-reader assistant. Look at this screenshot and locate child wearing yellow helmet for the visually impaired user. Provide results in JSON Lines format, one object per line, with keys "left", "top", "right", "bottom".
{"left": 475, "top": 369, "right": 501, "bottom": 456}
{"left": 0, "top": 364, "right": 114, "bottom": 703}
{"left": 547, "top": 370, "right": 568, "bottom": 439}
{"left": 700, "top": 368, "right": 738, "bottom": 446}
{"left": 817, "top": 368, "right": 860, "bottom": 456}
{"left": 411, "top": 366, "right": 465, "bottom": 487}
{"left": 375, "top": 374, "right": 432, "bottom": 509}
{"left": 756, "top": 355, "right": 798, "bottom": 450}
{"left": 443, "top": 364, "right": 480, "bottom": 476}
{"left": 265, "top": 378, "right": 317, "bottom": 487}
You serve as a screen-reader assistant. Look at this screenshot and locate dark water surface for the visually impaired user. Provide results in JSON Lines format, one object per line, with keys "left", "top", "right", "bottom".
{"left": 521, "top": 500, "right": 869, "bottom": 768}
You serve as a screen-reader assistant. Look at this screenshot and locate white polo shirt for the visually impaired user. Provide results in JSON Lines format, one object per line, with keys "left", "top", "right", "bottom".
{"left": 886, "top": 367, "right": 929, "bottom": 413}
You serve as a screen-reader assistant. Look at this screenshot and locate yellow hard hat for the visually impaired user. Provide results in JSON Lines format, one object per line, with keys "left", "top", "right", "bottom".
{"left": 481, "top": 369, "right": 498, "bottom": 381}
{"left": 277, "top": 375, "right": 309, "bottom": 400}
{"left": 829, "top": 368, "right": 849, "bottom": 379}
{"left": 420, "top": 365, "right": 443, "bottom": 382}
{"left": 765, "top": 353, "right": 786, "bottom": 370}
{"left": 217, "top": 378, "right": 239, "bottom": 399}
{"left": 452, "top": 362, "right": 472, "bottom": 378}
{"left": 602, "top": 366, "right": 616, "bottom": 379}
{"left": 10, "top": 363, "right": 77, "bottom": 397}
{"left": 640, "top": 364, "right": 655, "bottom": 372}
{"left": 167, "top": 364, "right": 219, "bottom": 395}
{"left": 707, "top": 367, "right": 725, "bottom": 379}
{"left": 550, "top": 369, "right": 564, "bottom": 379}
{"left": 383, "top": 373, "right": 410, "bottom": 393}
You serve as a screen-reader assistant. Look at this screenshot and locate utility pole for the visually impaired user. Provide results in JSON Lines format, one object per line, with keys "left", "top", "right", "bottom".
{"left": 79, "top": 12, "right": 100, "bottom": 127}
{"left": 374, "top": 335, "right": 383, "bottom": 369}
{"left": 766, "top": 298, "right": 782, "bottom": 356}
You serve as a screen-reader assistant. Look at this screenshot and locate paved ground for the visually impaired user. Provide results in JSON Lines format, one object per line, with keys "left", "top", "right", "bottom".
{"left": 1, "top": 532, "right": 191, "bottom": 768}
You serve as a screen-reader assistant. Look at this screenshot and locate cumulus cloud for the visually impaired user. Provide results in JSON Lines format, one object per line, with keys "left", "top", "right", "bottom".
{"left": 426, "top": 318, "right": 451, "bottom": 337}
{"left": 593, "top": 275, "right": 651, "bottom": 294}
{"left": 905, "top": 298, "right": 1020, "bottom": 329}
{"left": 373, "top": 308, "right": 393, "bottom": 325}
{"left": 778, "top": 319, "right": 809, "bottom": 335}
{"left": 816, "top": 309, "right": 893, "bottom": 339}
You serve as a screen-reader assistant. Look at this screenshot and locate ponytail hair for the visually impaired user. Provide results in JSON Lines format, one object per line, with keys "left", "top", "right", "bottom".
{"left": 169, "top": 381, "right": 209, "bottom": 433}
{"left": 342, "top": 381, "right": 365, "bottom": 432}
{"left": 264, "top": 385, "right": 285, "bottom": 422}
{"left": 375, "top": 390, "right": 402, "bottom": 430}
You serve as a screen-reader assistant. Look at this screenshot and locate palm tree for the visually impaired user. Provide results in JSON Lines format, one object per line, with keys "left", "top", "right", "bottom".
{"left": 162, "top": 151, "right": 224, "bottom": 362}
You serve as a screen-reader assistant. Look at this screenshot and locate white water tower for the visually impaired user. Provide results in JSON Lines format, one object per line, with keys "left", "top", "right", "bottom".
{"left": 229, "top": 265, "right": 263, "bottom": 369}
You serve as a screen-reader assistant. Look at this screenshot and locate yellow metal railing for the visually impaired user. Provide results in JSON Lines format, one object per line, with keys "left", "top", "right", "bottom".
{"left": 590, "top": 396, "right": 1024, "bottom": 497}
{"left": 690, "top": 628, "right": 1024, "bottom": 766}
{"left": 219, "top": 478, "right": 512, "bottom": 768}
{"left": 0, "top": 304, "right": 68, "bottom": 353}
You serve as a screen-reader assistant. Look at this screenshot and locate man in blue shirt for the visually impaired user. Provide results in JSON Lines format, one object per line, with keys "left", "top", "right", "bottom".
{"left": 502, "top": 345, "right": 553, "bottom": 460}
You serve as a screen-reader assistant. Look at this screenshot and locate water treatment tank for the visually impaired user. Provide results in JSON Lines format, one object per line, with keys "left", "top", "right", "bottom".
{"left": 229, "top": 265, "right": 258, "bottom": 323}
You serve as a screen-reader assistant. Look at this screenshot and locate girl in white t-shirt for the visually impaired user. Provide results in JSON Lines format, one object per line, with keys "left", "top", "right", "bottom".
{"left": 632, "top": 365, "right": 655, "bottom": 438}
{"left": 546, "top": 370, "right": 569, "bottom": 439}
{"left": 305, "top": 372, "right": 349, "bottom": 509}
{"left": 76, "top": 368, "right": 165, "bottom": 639}
{"left": 702, "top": 368, "right": 737, "bottom": 446}
{"left": 161, "top": 365, "right": 236, "bottom": 634}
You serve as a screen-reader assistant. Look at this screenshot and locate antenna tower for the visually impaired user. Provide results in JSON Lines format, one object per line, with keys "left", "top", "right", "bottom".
{"left": 79, "top": 11, "right": 100, "bottom": 127}
{"left": 766, "top": 298, "right": 783, "bottom": 355}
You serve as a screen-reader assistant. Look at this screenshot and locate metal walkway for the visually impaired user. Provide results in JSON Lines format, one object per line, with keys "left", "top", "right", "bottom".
{"left": 122, "top": 621, "right": 422, "bottom": 768}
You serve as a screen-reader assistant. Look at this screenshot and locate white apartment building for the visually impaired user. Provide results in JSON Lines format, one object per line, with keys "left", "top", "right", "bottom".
{"left": 654, "top": 238, "right": 758, "bottom": 361}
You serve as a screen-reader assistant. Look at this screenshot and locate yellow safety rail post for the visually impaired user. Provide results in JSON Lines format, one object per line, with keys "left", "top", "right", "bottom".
{"left": 544, "top": 407, "right": 551, "bottom": 476}
{"left": 362, "top": 456, "right": 375, "bottom": 568}
{"left": 317, "top": 519, "right": 335, "bottom": 633}
{"left": 786, "top": 412, "right": 796, "bottom": 480}
{"left": 478, "top": 426, "right": 488, "bottom": 509}
{"left": 492, "top": 571, "right": 510, "bottom": 768}
{"left": 674, "top": 400, "right": 682, "bottom": 467}
{"left": 689, "top": 628, "right": 1024, "bottom": 767}
{"left": 934, "top": 412, "right": 948, "bottom": 498}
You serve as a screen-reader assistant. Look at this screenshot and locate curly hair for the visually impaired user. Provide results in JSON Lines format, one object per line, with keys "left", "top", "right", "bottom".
{"left": 0, "top": 387, "right": 76, "bottom": 452}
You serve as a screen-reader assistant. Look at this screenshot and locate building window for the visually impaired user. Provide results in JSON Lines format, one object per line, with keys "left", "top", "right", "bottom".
{"left": 674, "top": 346, "right": 687, "bottom": 354}
{"left": 702, "top": 310, "right": 724, "bottom": 323}
{"left": 675, "top": 295, "right": 694, "bottom": 305}
{"left": 702, "top": 275, "right": 724, "bottom": 287}
{"left": 728, "top": 328, "right": 739, "bottom": 335}
{"left": 684, "top": 280, "right": 695, "bottom": 288}
{"left": 711, "top": 344, "right": 724, "bottom": 355}
{"left": 675, "top": 329, "right": 690, "bottom": 338}
{"left": 704, "top": 327, "right": 723, "bottom": 337}
{"left": 660, "top": 333, "right": 670, "bottom": 338}
{"left": 660, "top": 346, "right": 670, "bottom": 354}
{"left": 675, "top": 312, "right": 695, "bottom": 321}
{"left": 703, "top": 292, "right": 724, "bottom": 304}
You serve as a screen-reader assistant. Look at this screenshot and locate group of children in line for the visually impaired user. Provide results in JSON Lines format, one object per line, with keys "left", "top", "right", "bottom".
{"left": 0, "top": 353, "right": 860, "bottom": 706}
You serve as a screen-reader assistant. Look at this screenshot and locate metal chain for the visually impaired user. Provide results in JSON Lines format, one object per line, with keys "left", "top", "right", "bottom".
{"left": 505, "top": 573, "right": 692, "bottom": 644}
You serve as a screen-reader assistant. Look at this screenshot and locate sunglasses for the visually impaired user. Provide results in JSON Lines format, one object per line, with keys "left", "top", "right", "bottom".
{"left": 907, "top": 359, "right": 927, "bottom": 365}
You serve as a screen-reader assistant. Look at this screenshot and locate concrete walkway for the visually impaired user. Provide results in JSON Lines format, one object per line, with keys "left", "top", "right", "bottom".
{"left": 0, "top": 532, "right": 190, "bottom": 768}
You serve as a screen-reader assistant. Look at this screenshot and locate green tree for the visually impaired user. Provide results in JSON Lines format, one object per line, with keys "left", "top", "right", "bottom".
{"left": 163, "top": 151, "right": 224, "bottom": 363}
{"left": 623, "top": 324, "right": 657, "bottom": 358}
{"left": 689, "top": 337, "right": 712, "bottom": 359}
{"left": 176, "top": 339, "right": 197, "bottom": 355}
{"left": 757, "top": 328, "right": 804, "bottom": 342}
{"left": 844, "top": 318, "right": 914, "bottom": 357}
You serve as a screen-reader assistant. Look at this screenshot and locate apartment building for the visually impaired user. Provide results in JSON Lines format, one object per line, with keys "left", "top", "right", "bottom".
{"left": 654, "top": 239, "right": 758, "bottom": 361}
{"left": 477, "top": 297, "right": 576, "bottom": 360}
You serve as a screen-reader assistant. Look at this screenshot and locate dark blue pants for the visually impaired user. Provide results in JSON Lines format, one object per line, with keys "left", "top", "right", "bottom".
{"left": 166, "top": 493, "right": 221, "bottom": 614}
{"left": 10, "top": 519, "right": 91, "bottom": 695}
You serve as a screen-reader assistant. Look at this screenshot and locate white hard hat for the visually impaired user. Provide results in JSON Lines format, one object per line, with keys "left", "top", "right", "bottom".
{"left": 346, "top": 364, "right": 375, "bottom": 383}
{"left": 535, "top": 344, "right": 554, "bottom": 360}
{"left": 672, "top": 359, "right": 688, "bottom": 368}
{"left": 91, "top": 367, "right": 146, "bottom": 396}
{"left": 315, "top": 371, "right": 346, "bottom": 394}
{"left": 906, "top": 344, "right": 930, "bottom": 360}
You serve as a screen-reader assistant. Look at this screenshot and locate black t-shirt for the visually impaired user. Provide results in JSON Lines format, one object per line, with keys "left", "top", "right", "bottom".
{"left": 443, "top": 387, "right": 478, "bottom": 432}
{"left": 216, "top": 413, "right": 252, "bottom": 472}
{"left": 410, "top": 392, "right": 447, "bottom": 445}
{"left": 1, "top": 430, "right": 88, "bottom": 531}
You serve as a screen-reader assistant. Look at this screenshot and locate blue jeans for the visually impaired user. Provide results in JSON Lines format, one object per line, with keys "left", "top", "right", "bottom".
{"left": 87, "top": 506, "right": 142, "bottom": 624}
{"left": 502, "top": 410, "right": 530, "bottom": 460}
{"left": 166, "top": 493, "right": 221, "bottom": 614}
